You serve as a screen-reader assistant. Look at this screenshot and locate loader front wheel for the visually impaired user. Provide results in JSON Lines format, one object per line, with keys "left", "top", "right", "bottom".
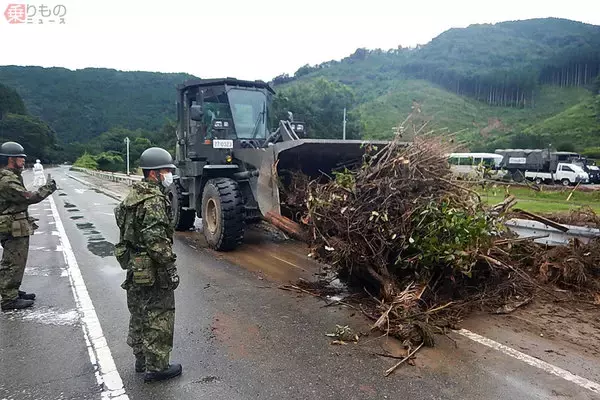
{"left": 202, "top": 178, "right": 245, "bottom": 251}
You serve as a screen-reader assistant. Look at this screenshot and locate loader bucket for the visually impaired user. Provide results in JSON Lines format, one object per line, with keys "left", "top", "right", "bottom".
{"left": 256, "top": 139, "right": 391, "bottom": 218}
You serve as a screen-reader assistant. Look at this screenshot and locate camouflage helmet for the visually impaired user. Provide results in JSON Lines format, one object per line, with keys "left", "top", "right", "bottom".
{"left": 139, "top": 147, "right": 176, "bottom": 170}
{"left": 0, "top": 141, "right": 27, "bottom": 158}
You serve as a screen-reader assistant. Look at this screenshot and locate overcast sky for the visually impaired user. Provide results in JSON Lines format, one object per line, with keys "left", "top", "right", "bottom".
{"left": 1, "top": 0, "right": 599, "bottom": 81}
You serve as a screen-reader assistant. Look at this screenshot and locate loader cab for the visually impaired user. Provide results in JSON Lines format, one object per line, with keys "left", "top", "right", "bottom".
{"left": 176, "top": 78, "right": 275, "bottom": 162}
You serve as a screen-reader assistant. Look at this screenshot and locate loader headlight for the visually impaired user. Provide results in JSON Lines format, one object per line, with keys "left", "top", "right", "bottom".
{"left": 225, "top": 155, "right": 232, "bottom": 163}
{"left": 214, "top": 121, "right": 223, "bottom": 128}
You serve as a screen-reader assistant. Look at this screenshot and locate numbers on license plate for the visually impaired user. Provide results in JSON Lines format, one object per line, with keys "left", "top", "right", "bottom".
{"left": 212, "top": 140, "right": 233, "bottom": 149}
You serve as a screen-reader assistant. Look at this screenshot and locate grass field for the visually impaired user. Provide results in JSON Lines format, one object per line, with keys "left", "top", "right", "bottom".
{"left": 477, "top": 185, "right": 600, "bottom": 215}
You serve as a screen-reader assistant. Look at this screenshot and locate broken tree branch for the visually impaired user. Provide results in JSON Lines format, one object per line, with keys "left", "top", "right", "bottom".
{"left": 384, "top": 342, "right": 424, "bottom": 376}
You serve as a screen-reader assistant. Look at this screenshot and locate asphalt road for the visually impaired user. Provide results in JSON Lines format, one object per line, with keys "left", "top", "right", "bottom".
{"left": 1, "top": 166, "right": 599, "bottom": 400}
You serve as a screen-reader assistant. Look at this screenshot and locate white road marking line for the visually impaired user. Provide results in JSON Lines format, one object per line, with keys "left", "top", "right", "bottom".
{"left": 48, "top": 195, "right": 129, "bottom": 400}
{"left": 457, "top": 329, "right": 600, "bottom": 394}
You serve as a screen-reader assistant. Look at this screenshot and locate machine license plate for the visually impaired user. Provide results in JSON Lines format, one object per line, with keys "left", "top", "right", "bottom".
{"left": 213, "top": 139, "right": 234, "bottom": 149}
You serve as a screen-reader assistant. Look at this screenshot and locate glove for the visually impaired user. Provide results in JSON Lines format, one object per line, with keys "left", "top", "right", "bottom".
{"left": 166, "top": 265, "right": 180, "bottom": 290}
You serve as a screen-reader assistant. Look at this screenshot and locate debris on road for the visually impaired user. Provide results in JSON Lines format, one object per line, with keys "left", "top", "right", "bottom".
{"left": 493, "top": 296, "right": 533, "bottom": 314}
{"left": 384, "top": 342, "right": 424, "bottom": 377}
{"left": 275, "top": 128, "right": 600, "bottom": 363}
{"left": 326, "top": 325, "right": 359, "bottom": 344}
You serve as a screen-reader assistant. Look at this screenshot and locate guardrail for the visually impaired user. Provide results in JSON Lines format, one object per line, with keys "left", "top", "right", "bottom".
{"left": 70, "top": 166, "right": 142, "bottom": 186}
{"left": 506, "top": 218, "right": 600, "bottom": 246}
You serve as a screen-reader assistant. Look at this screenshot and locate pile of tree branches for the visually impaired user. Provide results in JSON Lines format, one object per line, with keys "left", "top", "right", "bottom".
{"left": 282, "top": 132, "right": 600, "bottom": 347}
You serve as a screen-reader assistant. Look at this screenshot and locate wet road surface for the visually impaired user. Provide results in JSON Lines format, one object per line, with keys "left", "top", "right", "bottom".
{"left": 1, "top": 166, "right": 599, "bottom": 400}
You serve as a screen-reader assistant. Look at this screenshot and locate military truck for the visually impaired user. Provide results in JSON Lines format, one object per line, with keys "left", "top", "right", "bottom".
{"left": 494, "top": 149, "right": 591, "bottom": 183}
{"left": 170, "top": 78, "right": 388, "bottom": 251}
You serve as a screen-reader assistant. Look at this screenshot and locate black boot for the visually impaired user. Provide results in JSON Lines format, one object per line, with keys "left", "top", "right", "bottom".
{"left": 135, "top": 356, "right": 145, "bottom": 373}
{"left": 18, "top": 290, "right": 36, "bottom": 300}
{"left": 1, "top": 298, "right": 34, "bottom": 311}
{"left": 144, "top": 363, "right": 182, "bottom": 383}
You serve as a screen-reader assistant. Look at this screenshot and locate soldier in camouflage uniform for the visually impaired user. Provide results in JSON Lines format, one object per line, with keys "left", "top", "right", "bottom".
{"left": 0, "top": 142, "right": 57, "bottom": 311}
{"left": 114, "top": 147, "right": 182, "bottom": 383}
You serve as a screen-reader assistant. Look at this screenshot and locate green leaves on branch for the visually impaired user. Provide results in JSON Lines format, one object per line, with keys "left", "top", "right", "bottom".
{"left": 396, "top": 200, "right": 497, "bottom": 278}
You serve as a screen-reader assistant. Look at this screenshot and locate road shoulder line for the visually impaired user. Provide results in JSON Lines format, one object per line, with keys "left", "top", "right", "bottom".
{"left": 457, "top": 328, "right": 600, "bottom": 394}
{"left": 48, "top": 195, "right": 129, "bottom": 400}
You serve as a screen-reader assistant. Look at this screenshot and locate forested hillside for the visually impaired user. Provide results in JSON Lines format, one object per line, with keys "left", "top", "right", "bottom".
{"left": 273, "top": 18, "right": 600, "bottom": 150}
{"left": 0, "top": 17, "right": 598, "bottom": 168}
{"left": 0, "top": 66, "right": 195, "bottom": 144}
{"left": 0, "top": 83, "right": 57, "bottom": 162}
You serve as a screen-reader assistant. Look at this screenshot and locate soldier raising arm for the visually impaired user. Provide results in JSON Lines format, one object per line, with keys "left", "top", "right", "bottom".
{"left": 0, "top": 142, "right": 57, "bottom": 311}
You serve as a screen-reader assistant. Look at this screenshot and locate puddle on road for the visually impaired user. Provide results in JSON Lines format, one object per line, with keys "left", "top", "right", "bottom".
{"left": 70, "top": 216, "right": 84, "bottom": 220}
{"left": 64, "top": 202, "right": 77, "bottom": 208}
{"left": 58, "top": 193, "right": 67, "bottom": 197}
{"left": 74, "top": 221, "right": 115, "bottom": 258}
{"left": 76, "top": 222, "right": 94, "bottom": 230}
{"left": 87, "top": 240, "right": 116, "bottom": 257}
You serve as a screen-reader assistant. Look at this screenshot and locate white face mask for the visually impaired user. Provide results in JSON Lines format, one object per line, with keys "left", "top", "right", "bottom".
{"left": 161, "top": 172, "right": 174, "bottom": 188}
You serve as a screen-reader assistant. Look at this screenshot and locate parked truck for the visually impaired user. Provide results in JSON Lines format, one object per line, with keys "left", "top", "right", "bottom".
{"left": 494, "top": 149, "right": 590, "bottom": 185}
{"left": 525, "top": 162, "right": 589, "bottom": 186}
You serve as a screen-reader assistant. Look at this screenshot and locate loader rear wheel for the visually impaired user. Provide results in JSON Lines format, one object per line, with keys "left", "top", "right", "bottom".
{"left": 170, "top": 180, "right": 196, "bottom": 231}
{"left": 202, "top": 178, "right": 245, "bottom": 251}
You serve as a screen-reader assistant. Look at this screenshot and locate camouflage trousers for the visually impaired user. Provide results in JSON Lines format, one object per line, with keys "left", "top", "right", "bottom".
{"left": 126, "top": 283, "right": 175, "bottom": 372}
{"left": 0, "top": 235, "right": 30, "bottom": 305}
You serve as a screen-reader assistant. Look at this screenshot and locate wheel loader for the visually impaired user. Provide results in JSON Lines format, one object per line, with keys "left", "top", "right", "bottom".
{"left": 170, "top": 78, "right": 388, "bottom": 251}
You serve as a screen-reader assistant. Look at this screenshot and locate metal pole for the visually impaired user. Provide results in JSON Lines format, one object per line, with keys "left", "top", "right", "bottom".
{"left": 342, "top": 107, "right": 347, "bottom": 140}
{"left": 125, "top": 137, "right": 130, "bottom": 175}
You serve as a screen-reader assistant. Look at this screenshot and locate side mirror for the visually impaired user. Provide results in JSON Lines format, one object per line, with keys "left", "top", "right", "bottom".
{"left": 190, "top": 104, "right": 204, "bottom": 121}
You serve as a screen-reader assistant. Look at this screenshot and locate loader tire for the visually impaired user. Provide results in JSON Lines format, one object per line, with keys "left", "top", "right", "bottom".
{"left": 202, "top": 178, "right": 245, "bottom": 251}
{"left": 170, "top": 180, "right": 196, "bottom": 231}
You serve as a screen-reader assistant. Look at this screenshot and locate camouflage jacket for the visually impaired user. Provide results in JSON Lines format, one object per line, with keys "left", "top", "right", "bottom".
{"left": 0, "top": 168, "right": 55, "bottom": 235}
{"left": 114, "top": 180, "right": 176, "bottom": 268}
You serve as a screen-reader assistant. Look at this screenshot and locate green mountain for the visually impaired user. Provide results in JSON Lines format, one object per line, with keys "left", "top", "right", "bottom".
{"left": 272, "top": 18, "right": 600, "bottom": 150}
{"left": 0, "top": 66, "right": 196, "bottom": 145}
{"left": 0, "top": 17, "right": 599, "bottom": 164}
{"left": 0, "top": 83, "right": 57, "bottom": 161}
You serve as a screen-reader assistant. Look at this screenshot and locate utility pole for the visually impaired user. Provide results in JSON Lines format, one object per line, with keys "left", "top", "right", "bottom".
{"left": 124, "top": 137, "right": 130, "bottom": 175}
{"left": 342, "top": 107, "right": 347, "bottom": 140}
